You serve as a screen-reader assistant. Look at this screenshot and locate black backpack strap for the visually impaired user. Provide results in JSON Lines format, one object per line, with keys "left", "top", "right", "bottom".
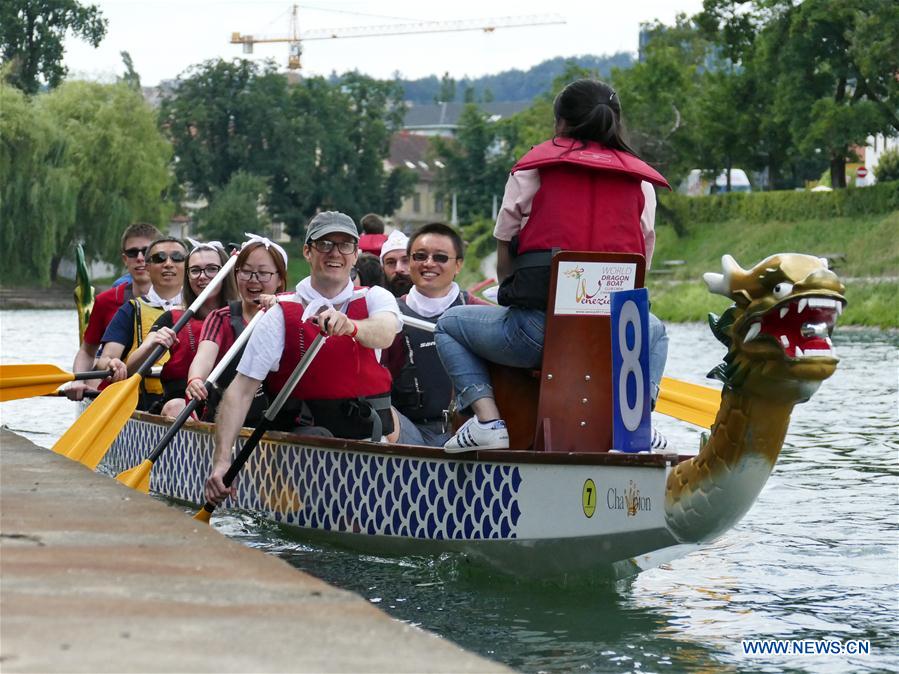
{"left": 229, "top": 300, "right": 245, "bottom": 338}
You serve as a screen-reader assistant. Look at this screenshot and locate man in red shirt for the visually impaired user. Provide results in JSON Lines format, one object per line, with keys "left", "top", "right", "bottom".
{"left": 65, "top": 222, "right": 161, "bottom": 400}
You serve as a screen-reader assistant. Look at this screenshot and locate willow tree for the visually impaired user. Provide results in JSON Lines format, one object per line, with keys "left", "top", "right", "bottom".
{"left": 37, "top": 80, "right": 173, "bottom": 277}
{"left": 0, "top": 82, "right": 76, "bottom": 285}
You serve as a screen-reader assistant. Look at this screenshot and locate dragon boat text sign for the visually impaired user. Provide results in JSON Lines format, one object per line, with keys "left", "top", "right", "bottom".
{"left": 554, "top": 261, "right": 638, "bottom": 316}
{"left": 611, "top": 288, "right": 651, "bottom": 452}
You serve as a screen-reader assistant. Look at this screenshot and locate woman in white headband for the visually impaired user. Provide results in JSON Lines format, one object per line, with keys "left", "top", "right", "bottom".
{"left": 179, "top": 234, "right": 290, "bottom": 424}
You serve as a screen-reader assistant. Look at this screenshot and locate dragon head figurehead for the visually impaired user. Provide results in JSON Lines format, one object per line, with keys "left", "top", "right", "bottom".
{"left": 703, "top": 253, "right": 845, "bottom": 402}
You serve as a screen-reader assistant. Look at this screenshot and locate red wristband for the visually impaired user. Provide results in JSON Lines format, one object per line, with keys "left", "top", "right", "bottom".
{"left": 188, "top": 377, "right": 204, "bottom": 387}
{"left": 350, "top": 321, "right": 358, "bottom": 338}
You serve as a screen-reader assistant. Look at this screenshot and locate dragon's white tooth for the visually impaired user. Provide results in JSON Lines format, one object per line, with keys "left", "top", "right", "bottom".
{"left": 745, "top": 322, "right": 761, "bottom": 342}
{"left": 798, "top": 298, "right": 808, "bottom": 313}
{"left": 780, "top": 335, "right": 790, "bottom": 348}
{"left": 836, "top": 303, "right": 843, "bottom": 316}
{"left": 794, "top": 346, "right": 804, "bottom": 357}
{"left": 826, "top": 337, "right": 833, "bottom": 347}
{"left": 780, "top": 306, "right": 789, "bottom": 319}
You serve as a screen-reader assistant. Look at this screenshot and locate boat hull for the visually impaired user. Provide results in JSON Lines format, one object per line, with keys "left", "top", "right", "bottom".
{"left": 103, "top": 413, "right": 684, "bottom": 580}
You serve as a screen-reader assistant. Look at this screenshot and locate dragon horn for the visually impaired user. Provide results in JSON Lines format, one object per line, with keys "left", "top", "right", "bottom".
{"left": 703, "top": 254, "right": 746, "bottom": 298}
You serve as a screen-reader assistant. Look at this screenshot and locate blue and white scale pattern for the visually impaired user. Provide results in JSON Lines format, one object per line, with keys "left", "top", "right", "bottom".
{"left": 106, "top": 419, "right": 524, "bottom": 540}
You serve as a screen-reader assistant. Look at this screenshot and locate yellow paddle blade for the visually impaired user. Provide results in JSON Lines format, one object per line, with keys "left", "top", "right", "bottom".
{"left": 0, "top": 364, "right": 74, "bottom": 402}
{"left": 51, "top": 375, "right": 140, "bottom": 469}
{"left": 115, "top": 458, "right": 153, "bottom": 493}
{"left": 656, "top": 377, "right": 721, "bottom": 429}
{"left": 193, "top": 507, "right": 212, "bottom": 523}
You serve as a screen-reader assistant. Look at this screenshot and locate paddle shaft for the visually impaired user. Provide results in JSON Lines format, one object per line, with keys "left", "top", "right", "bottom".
{"left": 143, "top": 308, "right": 267, "bottom": 465}
{"left": 197, "top": 331, "right": 326, "bottom": 518}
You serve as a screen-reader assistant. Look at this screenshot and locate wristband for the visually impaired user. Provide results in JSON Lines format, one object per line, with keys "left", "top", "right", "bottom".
{"left": 188, "top": 377, "right": 205, "bottom": 388}
{"left": 350, "top": 321, "right": 358, "bottom": 339}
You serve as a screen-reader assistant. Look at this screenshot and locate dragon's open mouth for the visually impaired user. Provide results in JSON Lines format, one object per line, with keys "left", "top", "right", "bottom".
{"left": 745, "top": 296, "right": 842, "bottom": 359}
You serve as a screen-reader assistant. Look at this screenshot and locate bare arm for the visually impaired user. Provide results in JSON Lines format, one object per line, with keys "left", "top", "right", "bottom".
{"left": 124, "top": 327, "right": 177, "bottom": 375}
{"left": 66, "top": 342, "right": 101, "bottom": 400}
{"left": 496, "top": 239, "right": 513, "bottom": 284}
{"left": 204, "top": 373, "right": 261, "bottom": 505}
{"left": 94, "top": 342, "right": 128, "bottom": 382}
{"left": 315, "top": 307, "right": 397, "bottom": 350}
{"left": 185, "top": 341, "right": 220, "bottom": 401}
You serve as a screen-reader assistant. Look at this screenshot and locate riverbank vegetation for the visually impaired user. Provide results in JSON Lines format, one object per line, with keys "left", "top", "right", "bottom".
{"left": 647, "top": 207, "right": 898, "bottom": 328}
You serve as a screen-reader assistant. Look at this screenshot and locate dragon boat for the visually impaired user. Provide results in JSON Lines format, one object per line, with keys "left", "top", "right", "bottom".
{"left": 100, "top": 251, "right": 846, "bottom": 581}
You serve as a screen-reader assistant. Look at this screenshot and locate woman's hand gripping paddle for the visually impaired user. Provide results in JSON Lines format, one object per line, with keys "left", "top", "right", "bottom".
{"left": 193, "top": 329, "right": 327, "bottom": 523}
{"left": 51, "top": 254, "right": 241, "bottom": 470}
{"left": 400, "top": 315, "right": 722, "bottom": 429}
{"left": 115, "top": 308, "right": 266, "bottom": 492}
{"left": 0, "top": 364, "right": 110, "bottom": 402}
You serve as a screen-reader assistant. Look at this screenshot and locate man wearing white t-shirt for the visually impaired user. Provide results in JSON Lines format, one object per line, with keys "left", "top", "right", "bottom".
{"left": 204, "top": 211, "right": 403, "bottom": 506}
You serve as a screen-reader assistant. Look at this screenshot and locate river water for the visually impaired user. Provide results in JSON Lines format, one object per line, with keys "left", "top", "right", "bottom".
{"left": 1, "top": 309, "right": 897, "bottom": 673}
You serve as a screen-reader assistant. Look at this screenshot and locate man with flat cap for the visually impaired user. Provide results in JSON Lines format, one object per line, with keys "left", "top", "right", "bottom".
{"left": 205, "top": 211, "right": 404, "bottom": 505}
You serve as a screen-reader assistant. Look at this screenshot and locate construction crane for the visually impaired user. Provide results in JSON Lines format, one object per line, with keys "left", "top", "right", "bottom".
{"left": 231, "top": 5, "right": 565, "bottom": 71}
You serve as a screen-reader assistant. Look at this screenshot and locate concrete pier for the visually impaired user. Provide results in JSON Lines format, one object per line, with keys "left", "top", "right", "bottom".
{"left": 0, "top": 429, "right": 511, "bottom": 673}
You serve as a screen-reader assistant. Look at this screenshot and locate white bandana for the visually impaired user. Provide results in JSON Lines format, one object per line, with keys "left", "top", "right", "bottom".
{"left": 144, "top": 286, "right": 183, "bottom": 311}
{"left": 404, "top": 283, "right": 460, "bottom": 318}
{"left": 187, "top": 237, "right": 225, "bottom": 253}
{"left": 379, "top": 229, "right": 409, "bottom": 261}
{"left": 243, "top": 233, "right": 288, "bottom": 266}
{"left": 294, "top": 278, "right": 366, "bottom": 321}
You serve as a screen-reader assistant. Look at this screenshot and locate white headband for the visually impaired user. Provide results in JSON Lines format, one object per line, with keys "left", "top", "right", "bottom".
{"left": 187, "top": 237, "right": 225, "bottom": 253}
{"left": 243, "top": 233, "right": 289, "bottom": 266}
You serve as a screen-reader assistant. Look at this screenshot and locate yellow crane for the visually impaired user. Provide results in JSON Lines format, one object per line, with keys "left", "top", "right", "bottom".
{"left": 231, "top": 5, "right": 565, "bottom": 71}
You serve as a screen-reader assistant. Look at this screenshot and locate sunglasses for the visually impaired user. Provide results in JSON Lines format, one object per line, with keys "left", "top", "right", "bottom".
{"left": 411, "top": 252, "right": 457, "bottom": 264}
{"left": 123, "top": 246, "right": 148, "bottom": 259}
{"left": 311, "top": 239, "right": 358, "bottom": 255}
{"left": 148, "top": 251, "right": 186, "bottom": 264}
{"left": 188, "top": 264, "right": 222, "bottom": 279}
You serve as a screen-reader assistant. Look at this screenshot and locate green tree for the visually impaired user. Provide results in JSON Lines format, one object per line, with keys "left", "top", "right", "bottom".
{"left": 39, "top": 81, "right": 172, "bottom": 275}
{"left": 0, "top": 0, "right": 107, "bottom": 94}
{"left": 119, "top": 50, "right": 140, "bottom": 90}
{"left": 162, "top": 60, "right": 408, "bottom": 233}
{"left": 699, "top": 0, "right": 899, "bottom": 188}
{"left": 198, "top": 170, "right": 269, "bottom": 243}
{"left": 0, "top": 81, "right": 76, "bottom": 285}
{"left": 431, "top": 104, "right": 512, "bottom": 223}
{"left": 874, "top": 147, "right": 899, "bottom": 183}
{"left": 436, "top": 72, "right": 456, "bottom": 103}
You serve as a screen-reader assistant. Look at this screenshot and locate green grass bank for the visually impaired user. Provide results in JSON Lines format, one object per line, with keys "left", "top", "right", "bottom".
{"left": 647, "top": 209, "right": 898, "bottom": 327}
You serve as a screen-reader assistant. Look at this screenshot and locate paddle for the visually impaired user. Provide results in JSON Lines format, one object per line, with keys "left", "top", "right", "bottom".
{"left": 0, "top": 364, "right": 110, "bottom": 402}
{"left": 115, "top": 307, "right": 266, "bottom": 493}
{"left": 194, "top": 330, "right": 327, "bottom": 523}
{"left": 44, "top": 389, "right": 101, "bottom": 399}
{"left": 400, "top": 315, "right": 722, "bottom": 429}
{"left": 51, "top": 254, "right": 240, "bottom": 470}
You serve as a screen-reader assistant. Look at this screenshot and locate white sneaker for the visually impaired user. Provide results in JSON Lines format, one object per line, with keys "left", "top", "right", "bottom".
{"left": 650, "top": 427, "right": 668, "bottom": 451}
{"left": 444, "top": 418, "right": 509, "bottom": 453}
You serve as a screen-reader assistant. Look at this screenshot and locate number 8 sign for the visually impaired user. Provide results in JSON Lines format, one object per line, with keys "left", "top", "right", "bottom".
{"left": 611, "top": 289, "right": 651, "bottom": 452}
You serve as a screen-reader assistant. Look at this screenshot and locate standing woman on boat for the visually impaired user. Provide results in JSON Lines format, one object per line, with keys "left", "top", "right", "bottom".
{"left": 173, "top": 235, "right": 288, "bottom": 422}
{"left": 435, "top": 79, "right": 671, "bottom": 452}
{"left": 120, "top": 241, "right": 239, "bottom": 415}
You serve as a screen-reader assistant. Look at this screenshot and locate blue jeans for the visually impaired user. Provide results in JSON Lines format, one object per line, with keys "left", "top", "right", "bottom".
{"left": 435, "top": 304, "right": 668, "bottom": 412}
{"left": 435, "top": 305, "right": 546, "bottom": 411}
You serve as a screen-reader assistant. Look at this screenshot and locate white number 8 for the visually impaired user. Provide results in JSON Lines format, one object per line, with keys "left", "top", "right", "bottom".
{"left": 618, "top": 300, "right": 644, "bottom": 431}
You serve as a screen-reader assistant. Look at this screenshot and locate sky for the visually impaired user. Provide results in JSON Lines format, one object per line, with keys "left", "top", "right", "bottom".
{"left": 63, "top": 0, "right": 706, "bottom": 86}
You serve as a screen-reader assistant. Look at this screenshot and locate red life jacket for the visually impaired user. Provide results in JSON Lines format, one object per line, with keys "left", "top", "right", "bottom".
{"left": 498, "top": 138, "right": 669, "bottom": 309}
{"left": 161, "top": 309, "right": 204, "bottom": 383}
{"left": 358, "top": 233, "right": 388, "bottom": 256}
{"left": 512, "top": 138, "right": 670, "bottom": 257}
{"left": 266, "top": 296, "right": 392, "bottom": 400}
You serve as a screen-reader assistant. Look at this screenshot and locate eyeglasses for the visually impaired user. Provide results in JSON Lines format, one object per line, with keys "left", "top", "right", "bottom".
{"left": 147, "top": 250, "right": 186, "bottom": 264}
{"left": 411, "top": 252, "right": 457, "bottom": 264}
{"left": 188, "top": 264, "right": 222, "bottom": 279}
{"left": 123, "top": 246, "right": 148, "bottom": 259}
{"left": 237, "top": 269, "right": 277, "bottom": 282}
{"left": 310, "top": 239, "right": 358, "bottom": 255}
